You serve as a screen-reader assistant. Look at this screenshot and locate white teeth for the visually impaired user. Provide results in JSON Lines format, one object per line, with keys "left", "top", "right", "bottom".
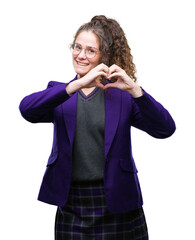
{"left": 77, "top": 62, "right": 88, "bottom": 66}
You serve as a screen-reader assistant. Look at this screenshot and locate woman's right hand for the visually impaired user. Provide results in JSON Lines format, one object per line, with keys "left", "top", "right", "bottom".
{"left": 66, "top": 63, "right": 109, "bottom": 95}
{"left": 80, "top": 63, "right": 109, "bottom": 88}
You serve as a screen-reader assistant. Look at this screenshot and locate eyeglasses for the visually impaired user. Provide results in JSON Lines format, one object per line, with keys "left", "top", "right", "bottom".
{"left": 71, "top": 43, "right": 100, "bottom": 59}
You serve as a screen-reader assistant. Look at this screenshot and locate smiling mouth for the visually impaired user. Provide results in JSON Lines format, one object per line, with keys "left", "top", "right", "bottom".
{"left": 76, "top": 61, "right": 89, "bottom": 66}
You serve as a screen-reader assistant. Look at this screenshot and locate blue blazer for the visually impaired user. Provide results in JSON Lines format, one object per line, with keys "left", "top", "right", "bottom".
{"left": 19, "top": 77, "right": 176, "bottom": 214}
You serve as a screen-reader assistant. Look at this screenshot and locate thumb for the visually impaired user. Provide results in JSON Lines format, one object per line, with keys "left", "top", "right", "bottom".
{"left": 104, "top": 83, "right": 118, "bottom": 89}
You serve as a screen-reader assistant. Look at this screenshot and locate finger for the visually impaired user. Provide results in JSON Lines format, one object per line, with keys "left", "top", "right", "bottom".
{"left": 109, "top": 64, "right": 122, "bottom": 74}
{"left": 103, "top": 83, "right": 112, "bottom": 89}
{"left": 94, "top": 75, "right": 102, "bottom": 83}
{"left": 107, "top": 72, "right": 123, "bottom": 79}
{"left": 94, "top": 73, "right": 107, "bottom": 85}
{"left": 96, "top": 71, "right": 108, "bottom": 79}
{"left": 88, "top": 71, "right": 107, "bottom": 83}
{"left": 95, "top": 81, "right": 106, "bottom": 90}
{"left": 97, "top": 63, "right": 109, "bottom": 74}
{"left": 104, "top": 82, "right": 118, "bottom": 89}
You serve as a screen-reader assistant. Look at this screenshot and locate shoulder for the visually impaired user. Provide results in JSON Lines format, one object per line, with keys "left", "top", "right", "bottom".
{"left": 47, "top": 81, "right": 65, "bottom": 88}
{"left": 47, "top": 75, "right": 77, "bottom": 88}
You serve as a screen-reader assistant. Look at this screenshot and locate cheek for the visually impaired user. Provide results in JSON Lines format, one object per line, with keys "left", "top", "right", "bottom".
{"left": 91, "top": 56, "right": 101, "bottom": 67}
{"left": 72, "top": 56, "right": 76, "bottom": 64}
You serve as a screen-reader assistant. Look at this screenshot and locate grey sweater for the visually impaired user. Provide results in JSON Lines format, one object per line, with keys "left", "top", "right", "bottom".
{"left": 71, "top": 87, "right": 105, "bottom": 182}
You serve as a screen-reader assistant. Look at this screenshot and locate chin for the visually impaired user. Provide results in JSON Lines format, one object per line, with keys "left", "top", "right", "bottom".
{"left": 75, "top": 67, "right": 91, "bottom": 77}
{"left": 75, "top": 70, "right": 87, "bottom": 78}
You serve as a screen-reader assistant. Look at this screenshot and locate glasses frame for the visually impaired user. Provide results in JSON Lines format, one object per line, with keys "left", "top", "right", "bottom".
{"left": 71, "top": 43, "right": 100, "bottom": 59}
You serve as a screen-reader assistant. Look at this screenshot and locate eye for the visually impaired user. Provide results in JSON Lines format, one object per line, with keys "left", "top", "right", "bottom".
{"left": 89, "top": 48, "right": 95, "bottom": 53}
{"left": 75, "top": 44, "right": 82, "bottom": 50}
{"left": 87, "top": 48, "right": 96, "bottom": 54}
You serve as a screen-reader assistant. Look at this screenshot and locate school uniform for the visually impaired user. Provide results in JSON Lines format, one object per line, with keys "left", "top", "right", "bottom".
{"left": 19, "top": 76, "right": 176, "bottom": 239}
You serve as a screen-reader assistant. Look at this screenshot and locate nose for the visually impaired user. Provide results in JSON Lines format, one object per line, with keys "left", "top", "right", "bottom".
{"left": 78, "top": 49, "right": 87, "bottom": 59}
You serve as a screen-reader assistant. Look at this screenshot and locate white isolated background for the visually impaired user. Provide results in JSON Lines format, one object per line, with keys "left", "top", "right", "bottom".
{"left": 0, "top": 0, "right": 194, "bottom": 239}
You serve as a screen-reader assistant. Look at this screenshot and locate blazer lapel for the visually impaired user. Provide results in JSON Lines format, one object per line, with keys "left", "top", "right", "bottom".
{"left": 104, "top": 88, "right": 121, "bottom": 158}
{"left": 62, "top": 92, "right": 78, "bottom": 146}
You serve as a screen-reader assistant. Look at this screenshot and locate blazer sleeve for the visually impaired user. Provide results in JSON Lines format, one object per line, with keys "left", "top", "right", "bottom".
{"left": 19, "top": 81, "right": 70, "bottom": 123}
{"left": 131, "top": 89, "right": 176, "bottom": 138}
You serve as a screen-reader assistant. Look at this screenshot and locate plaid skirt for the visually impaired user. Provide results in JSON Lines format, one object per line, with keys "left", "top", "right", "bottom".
{"left": 55, "top": 180, "right": 148, "bottom": 240}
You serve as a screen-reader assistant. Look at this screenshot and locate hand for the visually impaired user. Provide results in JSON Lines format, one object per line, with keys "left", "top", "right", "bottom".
{"left": 104, "top": 64, "right": 143, "bottom": 98}
{"left": 79, "top": 63, "right": 109, "bottom": 89}
{"left": 65, "top": 63, "right": 109, "bottom": 95}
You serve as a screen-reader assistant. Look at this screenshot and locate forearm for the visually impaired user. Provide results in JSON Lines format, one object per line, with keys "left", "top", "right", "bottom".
{"left": 19, "top": 82, "right": 70, "bottom": 123}
{"left": 65, "top": 79, "right": 83, "bottom": 95}
{"left": 132, "top": 90, "right": 176, "bottom": 138}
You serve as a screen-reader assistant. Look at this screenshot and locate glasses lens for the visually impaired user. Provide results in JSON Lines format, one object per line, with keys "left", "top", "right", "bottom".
{"left": 86, "top": 48, "right": 96, "bottom": 58}
{"left": 73, "top": 44, "right": 81, "bottom": 55}
{"left": 72, "top": 44, "right": 98, "bottom": 58}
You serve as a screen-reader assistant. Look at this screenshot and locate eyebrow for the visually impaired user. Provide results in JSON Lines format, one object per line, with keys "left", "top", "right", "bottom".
{"left": 75, "top": 42, "right": 99, "bottom": 50}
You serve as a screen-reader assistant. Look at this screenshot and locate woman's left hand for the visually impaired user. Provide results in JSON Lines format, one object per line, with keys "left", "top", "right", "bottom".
{"left": 104, "top": 64, "right": 143, "bottom": 98}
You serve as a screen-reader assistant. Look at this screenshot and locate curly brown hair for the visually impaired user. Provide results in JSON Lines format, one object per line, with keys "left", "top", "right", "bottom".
{"left": 71, "top": 15, "right": 137, "bottom": 82}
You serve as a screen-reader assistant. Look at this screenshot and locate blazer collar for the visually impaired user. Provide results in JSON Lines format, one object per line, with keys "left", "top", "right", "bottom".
{"left": 62, "top": 91, "right": 78, "bottom": 146}
{"left": 62, "top": 75, "right": 78, "bottom": 145}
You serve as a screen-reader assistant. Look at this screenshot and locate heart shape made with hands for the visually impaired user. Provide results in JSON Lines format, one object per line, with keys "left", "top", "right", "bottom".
{"left": 91, "top": 63, "right": 141, "bottom": 95}
{"left": 100, "top": 76, "right": 117, "bottom": 85}
{"left": 99, "top": 64, "right": 122, "bottom": 85}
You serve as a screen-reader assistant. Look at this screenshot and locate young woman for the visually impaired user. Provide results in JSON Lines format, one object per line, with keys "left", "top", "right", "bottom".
{"left": 19, "top": 15, "right": 176, "bottom": 240}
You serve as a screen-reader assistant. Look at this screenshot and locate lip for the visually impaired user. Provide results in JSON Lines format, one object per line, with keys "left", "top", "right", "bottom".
{"left": 76, "top": 60, "right": 89, "bottom": 66}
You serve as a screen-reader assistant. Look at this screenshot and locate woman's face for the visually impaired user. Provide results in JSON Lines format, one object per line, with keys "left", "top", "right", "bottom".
{"left": 72, "top": 31, "right": 101, "bottom": 78}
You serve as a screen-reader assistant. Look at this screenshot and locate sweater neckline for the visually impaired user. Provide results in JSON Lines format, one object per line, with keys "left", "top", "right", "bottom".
{"left": 79, "top": 87, "right": 100, "bottom": 100}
